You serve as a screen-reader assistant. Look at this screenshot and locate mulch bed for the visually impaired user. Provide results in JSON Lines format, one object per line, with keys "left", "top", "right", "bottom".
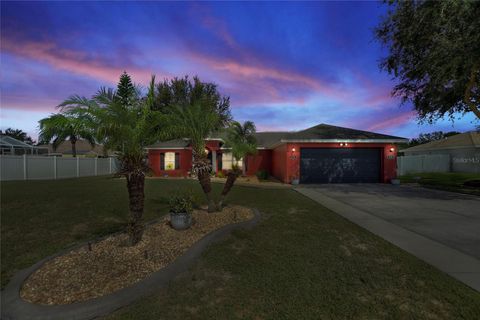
{"left": 21, "top": 206, "right": 254, "bottom": 305}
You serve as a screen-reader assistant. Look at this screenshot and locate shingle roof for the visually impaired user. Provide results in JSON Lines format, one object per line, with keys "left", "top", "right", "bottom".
{"left": 146, "top": 123, "right": 408, "bottom": 150}
{"left": 402, "top": 131, "right": 480, "bottom": 153}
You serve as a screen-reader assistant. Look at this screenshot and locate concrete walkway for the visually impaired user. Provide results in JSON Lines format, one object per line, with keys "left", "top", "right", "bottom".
{"left": 295, "top": 185, "right": 480, "bottom": 292}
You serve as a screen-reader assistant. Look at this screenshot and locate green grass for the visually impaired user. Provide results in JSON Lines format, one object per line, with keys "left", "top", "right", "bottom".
{"left": 399, "top": 172, "right": 480, "bottom": 196}
{"left": 2, "top": 177, "right": 480, "bottom": 319}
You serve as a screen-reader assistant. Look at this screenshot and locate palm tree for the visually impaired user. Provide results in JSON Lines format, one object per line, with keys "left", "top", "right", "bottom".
{"left": 38, "top": 113, "right": 95, "bottom": 157}
{"left": 60, "top": 72, "right": 165, "bottom": 245}
{"left": 218, "top": 121, "right": 257, "bottom": 208}
{"left": 166, "top": 102, "right": 221, "bottom": 212}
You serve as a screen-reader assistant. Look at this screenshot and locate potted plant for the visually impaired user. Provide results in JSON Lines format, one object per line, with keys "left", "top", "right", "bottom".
{"left": 169, "top": 193, "right": 194, "bottom": 230}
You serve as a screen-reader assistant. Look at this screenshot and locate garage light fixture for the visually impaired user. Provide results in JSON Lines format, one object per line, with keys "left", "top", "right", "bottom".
{"left": 291, "top": 147, "right": 296, "bottom": 152}
{"left": 389, "top": 147, "right": 395, "bottom": 152}
{"left": 340, "top": 143, "right": 348, "bottom": 147}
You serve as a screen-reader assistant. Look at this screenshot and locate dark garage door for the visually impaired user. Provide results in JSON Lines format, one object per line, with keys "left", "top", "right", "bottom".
{"left": 300, "top": 148, "right": 381, "bottom": 183}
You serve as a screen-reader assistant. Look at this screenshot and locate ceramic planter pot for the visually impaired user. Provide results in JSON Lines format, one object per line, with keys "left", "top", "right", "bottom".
{"left": 170, "top": 212, "right": 192, "bottom": 230}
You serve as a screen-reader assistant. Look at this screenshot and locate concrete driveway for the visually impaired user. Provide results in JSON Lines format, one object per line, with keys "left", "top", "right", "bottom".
{"left": 295, "top": 184, "right": 480, "bottom": 291}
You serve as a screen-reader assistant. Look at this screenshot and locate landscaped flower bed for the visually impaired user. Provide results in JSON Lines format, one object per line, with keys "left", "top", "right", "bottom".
{"left": 21, "top": 206, "right": 254, "bottom": 305}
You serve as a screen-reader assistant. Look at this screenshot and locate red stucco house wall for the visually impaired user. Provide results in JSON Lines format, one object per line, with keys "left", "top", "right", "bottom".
{"left": 146, "top": 123, "right": 406, "bottom": 184}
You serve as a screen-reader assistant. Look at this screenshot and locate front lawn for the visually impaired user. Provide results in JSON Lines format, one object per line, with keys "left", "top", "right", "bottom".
{"left": 399, "top": 172, "right": 480, "bottom": 196}
{"left": 2, "top": 177, "right": 479, "bottom": 318}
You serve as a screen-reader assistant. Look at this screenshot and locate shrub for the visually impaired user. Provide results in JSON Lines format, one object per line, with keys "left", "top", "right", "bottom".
{"left": 169, "top": 193, "right": 194, "bottom": 215}
{"left": 256, "top": 170, "right": 269, "bottom": 180}
{"left": 217, "top": 171, "right": 226, "bottom": 178}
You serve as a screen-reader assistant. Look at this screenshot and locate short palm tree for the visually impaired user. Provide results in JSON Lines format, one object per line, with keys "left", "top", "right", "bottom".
{"left": 38, "top": 113, "right": 95, "bottom": 157}
{"left": 166, "top": 102, "right": 221, "bottom": 212}
{"left": 218, "top": 121, "right": 257, "bottom": 208}
{"left": 60, "top": 72, "right": 165, "bottom": 245}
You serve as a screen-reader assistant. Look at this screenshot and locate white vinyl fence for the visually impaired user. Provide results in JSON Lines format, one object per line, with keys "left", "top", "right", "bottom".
{"left": 0, "top": 155, "right": 119, "bottom": 181}
{"left": 397, "top": 154, "right": 450, "bottom": 176}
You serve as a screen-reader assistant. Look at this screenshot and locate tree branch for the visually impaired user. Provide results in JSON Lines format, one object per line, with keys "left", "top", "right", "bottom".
{"left": 464, "top": 62, "right": 480, "bottom": 120}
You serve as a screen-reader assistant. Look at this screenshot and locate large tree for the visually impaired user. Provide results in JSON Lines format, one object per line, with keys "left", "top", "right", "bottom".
{"left": 375, "top": 0, "right": 480, "bottom": 122}
{"left": 60, "top": 72, "right": 165, "bottom": 245}
{"left": 157, "top": 76, "right": 232, "bottom": 212}
{"left": 38, "top": 113, "right": 95, "bottom": 157}
{"left": 408, "top": 131, "right": 460, "bottom": 147}
{"left": 218, "top": 121, "right": 257, "bottom": 209}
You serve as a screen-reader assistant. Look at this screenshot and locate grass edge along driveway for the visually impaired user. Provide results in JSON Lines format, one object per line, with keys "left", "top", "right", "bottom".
{"left": 2, "top": 177, "right": 480, "bottom": 319}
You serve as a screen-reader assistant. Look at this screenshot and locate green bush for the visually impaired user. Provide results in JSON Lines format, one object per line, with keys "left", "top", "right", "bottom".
{"left": 256, "top": 170, "right": 269, "bottom": 180}
{"left": 169, "top": 192, "right": 194, "bottom": 215}
{"left": 217, "top": 171, "right": 226, "bottom": 178}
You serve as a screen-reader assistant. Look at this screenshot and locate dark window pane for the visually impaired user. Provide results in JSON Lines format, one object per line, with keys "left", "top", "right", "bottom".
{"left": 160, "top": 153, "right": 165, "bottom": 170}
{"left": 175, "top": 153, "right": 180, "bottom": 170}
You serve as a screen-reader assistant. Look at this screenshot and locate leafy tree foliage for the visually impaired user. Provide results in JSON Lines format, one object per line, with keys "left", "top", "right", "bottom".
{"left": 408, "top": 131, "right": 461, "bottom": 147}
{"left": 0, "top": 128, "right": 35, "bottom": 144}
{"left": 154, "top": 76, "right": 232, "bottom": 128}
{"left": 375, "top": 0, "right": 480, "bottom": 122}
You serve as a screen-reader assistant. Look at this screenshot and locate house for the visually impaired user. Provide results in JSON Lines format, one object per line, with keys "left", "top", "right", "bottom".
{"left": 147, "top": 123, "right": 408, "bottom": 184}
{"left": 37, "top": 140, "right": 112, "bottom": 157}
{"left": 0, "top": 135, "right": 48, "bottom": 155}
{"left": 401, "top": 131, "right": 480, "bottom": 174}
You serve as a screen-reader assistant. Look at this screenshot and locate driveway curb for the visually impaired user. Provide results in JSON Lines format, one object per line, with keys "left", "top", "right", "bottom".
{"left": 1, "top": 209, "right": 261, "bottom": 320}
{"left": 295, "top": 187, "right": 480, "bottom": 292}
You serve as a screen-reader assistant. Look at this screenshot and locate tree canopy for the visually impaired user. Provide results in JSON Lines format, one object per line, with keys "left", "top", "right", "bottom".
{"left": 375, "top": 0, "right": 480, "bottom": 122}
{"left": 408, "top": 131, "right": 461, "bottom": 147}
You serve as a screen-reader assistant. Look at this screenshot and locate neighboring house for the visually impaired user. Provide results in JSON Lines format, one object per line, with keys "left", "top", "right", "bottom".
{"left": 147, "top": 123, "right": 408, "bottom": 184}
{"left": 0, "top": 135, "right": 48, "bottom": 155}
{"left": 38, "top": 140, "right": 111, "bottom": 157}
{"left": 401, "top": 131, "right": 480, "bottom": 174}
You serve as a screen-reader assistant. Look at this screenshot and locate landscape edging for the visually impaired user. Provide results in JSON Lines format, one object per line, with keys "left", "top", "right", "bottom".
{"left": 1, "top": 209, "right": 261, "bottom": 320}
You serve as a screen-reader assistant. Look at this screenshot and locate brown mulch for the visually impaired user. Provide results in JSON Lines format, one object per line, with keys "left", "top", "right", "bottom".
{"left": 21, "top": 206, "right": 254, "bottom": 305}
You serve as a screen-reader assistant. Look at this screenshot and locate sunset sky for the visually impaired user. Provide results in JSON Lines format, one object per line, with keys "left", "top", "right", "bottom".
{"left": 1, "top": 1, "right": 478, "bottom": 140}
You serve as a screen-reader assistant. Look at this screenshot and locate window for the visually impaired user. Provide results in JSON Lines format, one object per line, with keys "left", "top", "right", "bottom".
{"left": 164, "top": 152, "right": 175, "bottom": 170}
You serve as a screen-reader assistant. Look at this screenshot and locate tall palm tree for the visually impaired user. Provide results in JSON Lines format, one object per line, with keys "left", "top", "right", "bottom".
{"left": 60, "top": 72, "right": 165, "bottom": 245}
{"left": 218, "top": 121, "right": 257, "bottom": 208}
{"left": 38, "top": 113, "right": 95, "bottom": 157}
{"left": 166, "top": 102, "right": 221, "bottom": 212}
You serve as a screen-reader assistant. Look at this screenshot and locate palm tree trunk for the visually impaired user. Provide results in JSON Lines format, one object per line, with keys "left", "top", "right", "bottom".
{"left": 126, "top": 172, "right": 145, "bottom": 245}
{"left": 218, "top": 170, "right": 239, "bottom": 210}
{"left": 71, "top": 140, "right": 77, "bottom": 157}
{"left": 193, "top": 150, "right": 215, "bottom": 212}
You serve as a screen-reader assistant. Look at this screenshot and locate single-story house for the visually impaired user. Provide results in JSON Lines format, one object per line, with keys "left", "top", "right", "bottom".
{"left": 38, "top": 140, "right": 112, "bottom": 157}
{"left": 147, "top": 123, "right": 408, "bottom": 184}
{"left": 401, "top": 131, "right": 480, "bottom": 174}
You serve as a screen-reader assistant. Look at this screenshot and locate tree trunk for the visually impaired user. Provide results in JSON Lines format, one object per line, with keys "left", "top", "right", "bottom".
{"left": 218, "top": 170, "right": 239, "bottom": 210}
{"left": 126, "top": 172, "right": 145, "bottom": 245}
{"left": 198, "top": 170, "right": 215, "bottom": 212}
{"left": 464, "top": 63, "right": 480, "bottom": 120}
{"left": 71, "top": 140, "right": 77, "bottom": 157}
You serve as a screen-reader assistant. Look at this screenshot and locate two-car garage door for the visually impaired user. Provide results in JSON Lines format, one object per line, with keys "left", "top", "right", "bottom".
{"left": 300, "top": 148, "right": 381, "bottom": 183}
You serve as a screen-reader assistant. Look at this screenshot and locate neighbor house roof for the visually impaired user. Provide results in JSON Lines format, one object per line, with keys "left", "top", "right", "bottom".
{"left": 146, "top": 123, "right": 408, "bottom": 150}
{"left": 38, "top": 140, "right": 111, "bottom": 155}
{"left": 402, "top": 131, "right": 480, "bottom": 153}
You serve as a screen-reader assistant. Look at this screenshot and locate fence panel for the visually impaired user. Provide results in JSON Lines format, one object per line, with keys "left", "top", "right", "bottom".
{"left": 0, "top": 155, "right": 119, "bottom": 181}
{"left": 57, "top": 158, "right": 78, "bottom": 179}
{"left": 27, "top": 156, "right": 55, "bottom": 180}
{"left": 397, "top": 154, "right": 450, "bottom": 176}
{"left": 0, "top": 155, "right": 24, "bottom": 181}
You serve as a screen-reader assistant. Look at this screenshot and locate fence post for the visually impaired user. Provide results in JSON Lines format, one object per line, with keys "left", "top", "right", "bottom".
{"left": 23, "top": 154, "right": 27, "bottom": 180}
{"left": 53, "top": 156, "right": 57, "bottom": 180}
{"left": 76, "top": 157, "right": 80, "bottom": 178}
{"left": 95, "top": 157, "right": 98, "bottom": 176}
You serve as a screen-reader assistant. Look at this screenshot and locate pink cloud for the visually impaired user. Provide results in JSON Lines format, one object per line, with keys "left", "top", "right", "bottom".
{"left": 1, "top": 38, "right": 165, "bottom": 85}
{"left": 366, "top": 111, "right": 416, "bottom": 132}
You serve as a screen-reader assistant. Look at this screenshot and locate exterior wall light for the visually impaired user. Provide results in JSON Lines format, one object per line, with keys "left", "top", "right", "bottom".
{"left": 344, "top": 143, "right": 348, "bottom": 147}
{"left": 389, "top": 147, "right": 395, "bottom": 152}
{"left": 291, "top": 147, "right": 296, "bottom": 152}
{"left": 339, "top": 143, "right": 344, "bottom": 147}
